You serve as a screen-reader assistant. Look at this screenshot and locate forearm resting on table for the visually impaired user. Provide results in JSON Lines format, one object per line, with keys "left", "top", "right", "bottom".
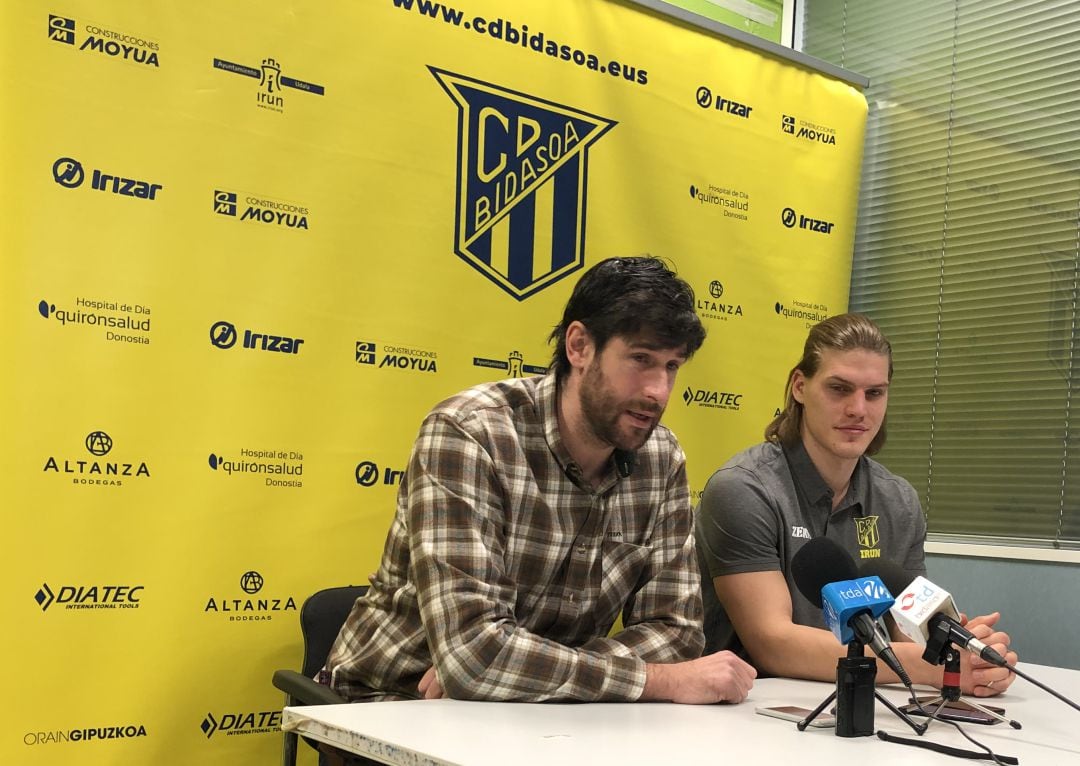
{"left": 735, "top": 620, "right": 925, "bottom": 686}
{"left": 746, "top": 627, "right": 1012, "bottom": 694}
{"left": 640, "top": 651, "right": 757, "bottom": 704}
{"left": 743, "top": 622, "right": 856, "bottom": 682}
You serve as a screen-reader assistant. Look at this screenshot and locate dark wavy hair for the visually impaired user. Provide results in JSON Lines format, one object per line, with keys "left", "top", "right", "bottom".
{"left": 765, "top": 313, "right": 893, "bottom": 455}
{"left": 548, "top": 256, "right": 706, "bottom": 379}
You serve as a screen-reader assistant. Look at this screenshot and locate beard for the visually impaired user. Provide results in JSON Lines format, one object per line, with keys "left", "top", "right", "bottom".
{"left": 579, "top": 360, "right": 663, "bottom": 452}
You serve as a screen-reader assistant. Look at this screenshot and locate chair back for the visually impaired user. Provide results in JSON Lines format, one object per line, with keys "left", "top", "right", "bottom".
{"left": 275, "top": 584, "right": 369, "bottom": 766}
{"left": 300, "top": 585, "right": 368, "bottom": 678}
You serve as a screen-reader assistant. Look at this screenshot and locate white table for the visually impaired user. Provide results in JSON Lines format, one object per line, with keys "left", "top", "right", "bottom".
{"left": 282, "top": 663, "right": 1080, "bottom": 765}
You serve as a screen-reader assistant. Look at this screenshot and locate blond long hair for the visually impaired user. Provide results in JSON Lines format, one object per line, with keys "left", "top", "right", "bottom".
{"left": 765, "top": 313, "right": 893, "bottom": 455}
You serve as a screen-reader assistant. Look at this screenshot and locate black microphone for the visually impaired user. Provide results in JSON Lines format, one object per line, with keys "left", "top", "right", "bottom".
{"left": 791, "top": 538, "right": 876, "bottom": 736}
{"left": 791, "top": 537, "right": 857, "bottom": 606}
{"left": 791, "top": 538, "right": 913, "bottom": 687}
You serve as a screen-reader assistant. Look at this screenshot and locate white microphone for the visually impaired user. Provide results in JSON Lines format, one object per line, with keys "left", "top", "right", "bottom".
{"left": 889, "top": 576, "right": 1007, "bottom": 667}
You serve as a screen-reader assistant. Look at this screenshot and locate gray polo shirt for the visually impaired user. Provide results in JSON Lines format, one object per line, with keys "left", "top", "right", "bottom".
{"left": 695, "top": 440, "right": 926, "bottom": 658}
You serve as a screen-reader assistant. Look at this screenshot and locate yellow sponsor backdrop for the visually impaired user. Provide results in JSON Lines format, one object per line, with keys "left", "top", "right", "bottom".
{"left": 0, "top": 0, "right": 865, "bottom": 763}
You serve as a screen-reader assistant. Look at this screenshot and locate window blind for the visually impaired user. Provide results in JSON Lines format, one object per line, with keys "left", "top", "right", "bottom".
{"left": 801, "top": 0, "right": 1080, "bottom": 548}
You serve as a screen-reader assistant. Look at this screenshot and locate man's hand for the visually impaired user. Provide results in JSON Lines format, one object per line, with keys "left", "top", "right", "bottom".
{"left": 418, "top": 666, "right": 444, "bottom": 700}
{"left": 642, "top": 651, "right": 757, "bottom": 704}
{"left": 957, "top": 612, "right": 1018, "bottom": 697}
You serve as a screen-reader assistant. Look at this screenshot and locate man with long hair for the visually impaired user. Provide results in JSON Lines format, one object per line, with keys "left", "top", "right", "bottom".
{"left": 695, "top": 313, "right": 1016, "bottom": 695}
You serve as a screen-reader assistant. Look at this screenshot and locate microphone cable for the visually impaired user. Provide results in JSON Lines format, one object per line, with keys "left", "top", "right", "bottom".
{"left": 1003, "top": 662, "right": 1080, "bottom": 714}
{"left": 882, "top": 660, "right": 1080, "bottom": 763}
{"left": 876, "top": 729, "right": 1016, "bottom": 765}
{"left": 878, "top": 694, "right": 1016, "bottom": 766}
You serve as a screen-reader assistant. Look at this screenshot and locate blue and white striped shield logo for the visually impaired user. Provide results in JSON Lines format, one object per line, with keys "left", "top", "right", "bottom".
{"left": 431, "top": 68, "right": 616, "bottom": 300}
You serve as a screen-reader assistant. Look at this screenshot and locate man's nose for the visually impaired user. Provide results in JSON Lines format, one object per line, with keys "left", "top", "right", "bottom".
{"left": 644, "top": 368, "right": 672, "bottom": 406}
{"left": 846, "top": 392, "right": 866, "bottom": 416}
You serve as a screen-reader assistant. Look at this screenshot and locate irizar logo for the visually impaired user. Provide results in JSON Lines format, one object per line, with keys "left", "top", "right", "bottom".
{"left": 35, "top": 582, "right": 143, "bottom": 611}
{"left": 781, "top": 206, "right": 833, "bottom": 234}
{"left": 200, "top": 711, "right": 281, "bottom": 739}
{"left": 52, "top": 157, "right": 84, "bottom": 188}
{"left": 431, "top": 67, "right": 616, "bottom": 300}
{"left": 52, "top": 156, "right": 162, "bottom": 200}
{"left": 695, "top": 86, "right": 752, "bottom": 118}
{"left": 209, "top": 321, "right": 303, "bottom": 354}
{"left": 354, "top": 461, "right": 404, "bottom": 487}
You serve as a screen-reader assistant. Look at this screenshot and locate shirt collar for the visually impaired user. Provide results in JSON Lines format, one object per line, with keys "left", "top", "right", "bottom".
{"left": 539, "top": 373, "right": 635, "bottom": 489}
{"left": 783, "top": 439, "right": 865, "bottom": 513}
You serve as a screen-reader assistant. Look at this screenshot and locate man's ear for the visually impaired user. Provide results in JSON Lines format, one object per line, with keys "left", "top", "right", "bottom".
{"left": 564, "top": 321, "right": 594, "bottom": 372}
{"left": 791, "top": 370, "right": 807, "bottom": 404}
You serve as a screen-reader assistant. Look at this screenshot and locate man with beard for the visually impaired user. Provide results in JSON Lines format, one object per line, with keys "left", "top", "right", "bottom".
{"left": 322, "top": 256, "right": 756, "bottom": 708}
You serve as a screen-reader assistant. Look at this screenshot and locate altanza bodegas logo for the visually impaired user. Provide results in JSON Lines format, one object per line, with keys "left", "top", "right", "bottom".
{"left": 430, "top": 67, "right": 615, "bottom": 300}
{"left": 43, "top": 430, "right": 150, "bottom": 487}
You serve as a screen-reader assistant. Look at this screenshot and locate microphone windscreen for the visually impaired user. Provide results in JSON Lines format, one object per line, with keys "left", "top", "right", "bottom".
{"left": 857, "top": 558, "right": 914, "bottom": 598}
{"left": 790, "top": 537, "right": 857, "bottom": 607}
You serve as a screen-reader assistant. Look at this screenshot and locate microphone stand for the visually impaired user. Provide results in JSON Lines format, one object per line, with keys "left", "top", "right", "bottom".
{"left": 799, "top": 638, "right": 926, "bottom": 736}
{"left": 916, "top": 620, "right": 1021, "bottom": 728}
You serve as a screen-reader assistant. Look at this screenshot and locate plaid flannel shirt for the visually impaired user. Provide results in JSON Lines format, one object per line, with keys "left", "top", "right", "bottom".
{"left": 324, "top": 372, "right": 704, "bottom": 702}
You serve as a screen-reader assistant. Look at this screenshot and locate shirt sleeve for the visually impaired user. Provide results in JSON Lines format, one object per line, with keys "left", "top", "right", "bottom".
{"left": 695, "top": 464, "right": 785, "bottom": 579}
{"left": 407, "top": 412, "right": 654, "bottom": 702}
{"left": 583, "top": 451, "right": 705, "bottom": 668}
{"left": 899, "top": 478, "right": 927, "bottom": 578}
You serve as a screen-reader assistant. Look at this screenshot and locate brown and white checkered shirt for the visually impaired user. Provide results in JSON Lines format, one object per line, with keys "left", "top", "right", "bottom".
{"left": 324, "top": 372, "right": 704, "bottom": 702}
